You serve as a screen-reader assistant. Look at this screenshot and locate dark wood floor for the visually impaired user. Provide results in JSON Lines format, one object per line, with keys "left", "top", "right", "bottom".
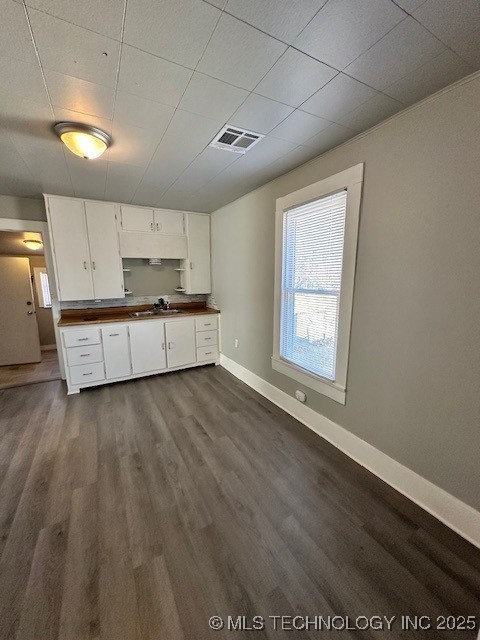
{"left": 0, "top": 365, "right": 478, "bottom": 640}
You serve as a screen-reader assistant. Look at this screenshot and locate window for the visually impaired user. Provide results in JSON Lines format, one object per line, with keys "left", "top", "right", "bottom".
{"left": 273, "top": 164, "right": 364, "bottom": 404}
{"left": 33, "top": 267, "right": 52, "bottom": 308}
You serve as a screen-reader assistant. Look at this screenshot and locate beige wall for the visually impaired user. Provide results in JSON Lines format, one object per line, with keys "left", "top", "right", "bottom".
{"left": 211, "top": 74, "right": 480, "bottom": 510}
{"left": 122, "top": 259, "right": 182, "bottom": 296}
{"left": 0, "top": 195, "right": 46, "bottom": 221}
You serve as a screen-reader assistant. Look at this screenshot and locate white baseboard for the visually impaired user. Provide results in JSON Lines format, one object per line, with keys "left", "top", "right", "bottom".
{"left": 41, "top": 344, "right": 57, "bottom": 351}
{"left": 220, "top": 353, "right": 480, "bottom": 550}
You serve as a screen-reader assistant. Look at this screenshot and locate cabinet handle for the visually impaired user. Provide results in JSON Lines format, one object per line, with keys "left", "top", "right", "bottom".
{"left": 82, "top": 372, "right": 93, "bottom": 376}
{"left": 80, "top": 353, "right": 90, "bottom": 357}
{"left": 168, "top": 342, "right": 174, "bottom": 350}
{"left": 204, "top": 323, "right": 211, "bottom": 326}
{"left": 92, "top": 261, "right": 96, "bottom": 270}
{"left": 205, "top": 352, "right": 212, "bottom": 356}
{"left": 162, "top": 343, "right": 165, "bottom": 350}
{"left": 204, "top": 337, "right": 212, "bottom": 341}
{"left": 83, "top": 261, "right": 87, "bottom": 270}
{"left": 77, "top": 338, "right": 89, "bottom": 341}
{"left": 150, "top": 222, "right": 154, "bottom": 231}
{"left": 109, "top": 333, "right": 120, "bottom": 337}
{"left": 156, "top": 222, "right": 159, "bottom": 231}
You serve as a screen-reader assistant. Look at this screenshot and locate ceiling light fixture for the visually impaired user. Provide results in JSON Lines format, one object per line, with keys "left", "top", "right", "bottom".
{"left": 54, "top": 122, "right": 111, "bottom": 160}
{"left": 23, "top": 239, "right": 43, "bottom": 250}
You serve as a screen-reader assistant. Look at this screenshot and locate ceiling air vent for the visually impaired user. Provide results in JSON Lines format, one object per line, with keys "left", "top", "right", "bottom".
{"left": 209, "top": 125, "right": 264, "bottom": 154}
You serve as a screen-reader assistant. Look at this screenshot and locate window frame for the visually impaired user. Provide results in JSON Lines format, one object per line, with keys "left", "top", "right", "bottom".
{"left": 33, "top": 266, "right": 52, "bottom": 308}
{"left": 272, "top": 163, "right": 364, "bottom": 405}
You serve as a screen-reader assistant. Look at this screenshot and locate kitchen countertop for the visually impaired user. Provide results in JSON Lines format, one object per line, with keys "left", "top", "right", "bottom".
{"left": 58, "top": 303, "right": 220, "bottom": 327}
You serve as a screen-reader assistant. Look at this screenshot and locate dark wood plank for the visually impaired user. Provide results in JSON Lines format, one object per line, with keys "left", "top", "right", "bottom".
{"left": 0, "top": 367, "right": 478, "bottom": 640}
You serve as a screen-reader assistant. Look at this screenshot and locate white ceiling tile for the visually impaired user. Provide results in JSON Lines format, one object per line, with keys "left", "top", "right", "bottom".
{"left": 301, "top": 73, "right": 376, "bottom": 120}
{"left": 114, "top": 91, "right": 174, "bottom": 133}
{"left": 236, "top": 135, "right": 297, "bottom": 170}
{"left": 124, "top": 0, "right": 221, "bottom": 68}
{"left": 0, "top": 57, "right": 47, "bottom": 103}
{"left": 262, "top": 144, "right": 320, "bottom": 176}
{"left": 0, "top": 89, "right": 51, "bottom": 122}
{"left": 137, "top": 110, "right": 224, "bottom": 195}
{"left": 0, "top": 0, "right": 37, "bottom": 64}
{"left": 53, "top": 107, "right": 112, "bottom": 134}
{"left": 414, "top": 0, "right": 480, "bottom": 68}
{"left": 336, "top": 92, "right": 403, "bottom": 131}
{"left": 24, "top": 0, "right": 125, "bottom": 39}
{"left": 269, "top": 109, "right": 331, "bottom": 144}
{"left": 255, "top": 48, "right": 337, "bottom": 107}
{"left": 179, "top": 73, "right": 248, "bottom": 122}
{"left": 204, "top": 0, "right": 226, "bottom": 8}
{"left": 225, "top": 0, "right": 327, "bottom": 43}
{"left": 105, "top": 161, "right": 145, "bottom": 203}
{"left": 197, "top": 13, "right": 287, "bottom": 90}
{"left": 384, "top": 50, "right": 473, "bottom": 105}
{"left": 28, "top": 9, "right": 121, "bottom": 87}
{"left": 118, "top": 45, "right": 192, "bottom": 107}
{"left": 108, "top": 122, "right": 161, "bottom": 167}
{"left": 304, "top": 122, "right": 355, "bottom": 152}
{"left": 393, "top": 0, "right": 426, "bottom": 12}
{"left": 66, "top": 155, "right": 108, "bottom": 199}
{"left": 162, "top": 146, "right": 239, "bottom": 197}
{"left": 45, "top": 70, "right": 115, "bottom": 119}
{"left": 345, "top": 17, "right": 446, "bottom": 91}
{"left": 231, "top": 93, "right": 293, "bottom": 134}
{"left": 294, "top": 0, "right": 405, "bottom": 70}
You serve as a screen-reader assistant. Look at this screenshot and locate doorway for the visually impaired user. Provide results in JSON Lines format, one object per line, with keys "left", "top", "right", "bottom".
{"left": 0, "top": 228, "right": 61, "bottom": 389}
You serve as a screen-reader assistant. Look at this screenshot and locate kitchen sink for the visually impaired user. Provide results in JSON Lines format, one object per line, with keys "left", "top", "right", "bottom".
{"left": 130, "top": 309, "right": 181, "bottom": 318}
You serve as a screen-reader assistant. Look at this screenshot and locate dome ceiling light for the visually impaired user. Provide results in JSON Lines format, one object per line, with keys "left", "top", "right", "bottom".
{"left": 54, "top": 122, "right": 111, "bottom": 160}
{"left": 23, "top": 239, "right": 43, "bottom": 250}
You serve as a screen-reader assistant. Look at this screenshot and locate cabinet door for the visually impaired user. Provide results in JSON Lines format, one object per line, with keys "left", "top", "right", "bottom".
{"left": 85, "top": 202, "right": 124, "bottom": 299}
{"left": 185, "top": 213, "right": 211, "bottom": 294}
{"left": 120, "top": 205, "right": 154, "bottom": 232}
{"left": 102, "top": 325, "right": 131, "bottom": 379}
{"left": 129, "top": 321, "right": 166, "bottom": 374}
{"left": 154, "top": 209, "right": 184, "bottom": 235}
{"left": 165, "top": 319, "right": 196, "bottom": 369}
{"left": 47, "top": 197, "right": 94, "bottom": 301}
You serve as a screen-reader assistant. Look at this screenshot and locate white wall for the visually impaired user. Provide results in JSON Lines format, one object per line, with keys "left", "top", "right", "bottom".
{"left": 211, "top": 72, "right": 480, "bottom": 511}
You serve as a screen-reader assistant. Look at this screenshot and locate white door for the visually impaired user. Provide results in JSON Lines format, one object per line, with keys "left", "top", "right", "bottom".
{"left": 154, "top": 209, "right": 184, "bottom": 235}
{"left": 129, "top": 321, "right": 166, "bottom": 374}
{"left": 85, "top": 202, "right": 124, "bottom": 299}
{"left": 0, "top": 257, "right": 41, "bottom": 365}
{"left": 165, "top": 319, "right": 196, "bottom": 369}
{"left": 185, "top": 213, "right": 211, "bottom": 294}
{"left": 102, "top": 325, "right": 131, "bottom": 379}
{"left": 120, "top": 206, "right": 154, "bottom": 232}
{"left": 47, "top": 197, "right": 93, "bottom": 300}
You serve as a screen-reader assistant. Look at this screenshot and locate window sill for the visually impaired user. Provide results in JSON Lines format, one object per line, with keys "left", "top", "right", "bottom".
{"left": 271, "top": 356, "right": 346, "bottom": 405}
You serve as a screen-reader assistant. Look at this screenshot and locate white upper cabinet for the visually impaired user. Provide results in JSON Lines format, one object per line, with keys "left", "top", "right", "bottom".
{"left": 46, "top": 196, "right": 124, "bottom": 302}
{"left": 120, "top": 205, "right": 185, "bottom": 235}
{"left": 47, "top": 197, "right": 94, "bottom": 301}
{"left": 182, "top": 213, "right": 211, "bottom": 294}
{"left": 154, "top": 209, "right": 184, "bottom": 235}
{"left": 85, "top": 202, "right": 124, "bottom": 299}
{"left": 120, "top": 205, "right": 154, "bottom": 232}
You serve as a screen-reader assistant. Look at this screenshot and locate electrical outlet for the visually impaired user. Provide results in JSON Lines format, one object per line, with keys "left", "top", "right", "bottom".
{"left": 295, "top": 390, "right": 306, "bottom": 403}
{"left": 234, "top": 338, "right": 239, "bottom": 348}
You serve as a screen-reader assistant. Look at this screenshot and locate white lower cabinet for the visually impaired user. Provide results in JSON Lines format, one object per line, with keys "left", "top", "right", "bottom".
{"left": 102, "top": 326, "right": 131, "bottom": 379}
{"left": 129, "top": 320, "right": 167, "bottom": 374}
{"left": 165, "top": 319, "right": 196, "bottom": 369}
{"left": 61, "top": 313, "right": 220, "bottom": 394}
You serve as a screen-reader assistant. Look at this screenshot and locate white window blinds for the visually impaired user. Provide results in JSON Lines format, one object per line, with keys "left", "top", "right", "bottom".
{"left": 280, "top": 190, "right": 347, "bottom": 381}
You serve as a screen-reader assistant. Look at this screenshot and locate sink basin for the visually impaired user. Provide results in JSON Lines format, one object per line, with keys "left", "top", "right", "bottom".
{"left": 130, "top": 309, "right": 181, "bottom": 318}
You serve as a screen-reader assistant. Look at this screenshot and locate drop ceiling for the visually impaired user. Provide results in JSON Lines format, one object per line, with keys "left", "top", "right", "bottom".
{"left": 0, "top": 0, "right": 478, "bottom": 212}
